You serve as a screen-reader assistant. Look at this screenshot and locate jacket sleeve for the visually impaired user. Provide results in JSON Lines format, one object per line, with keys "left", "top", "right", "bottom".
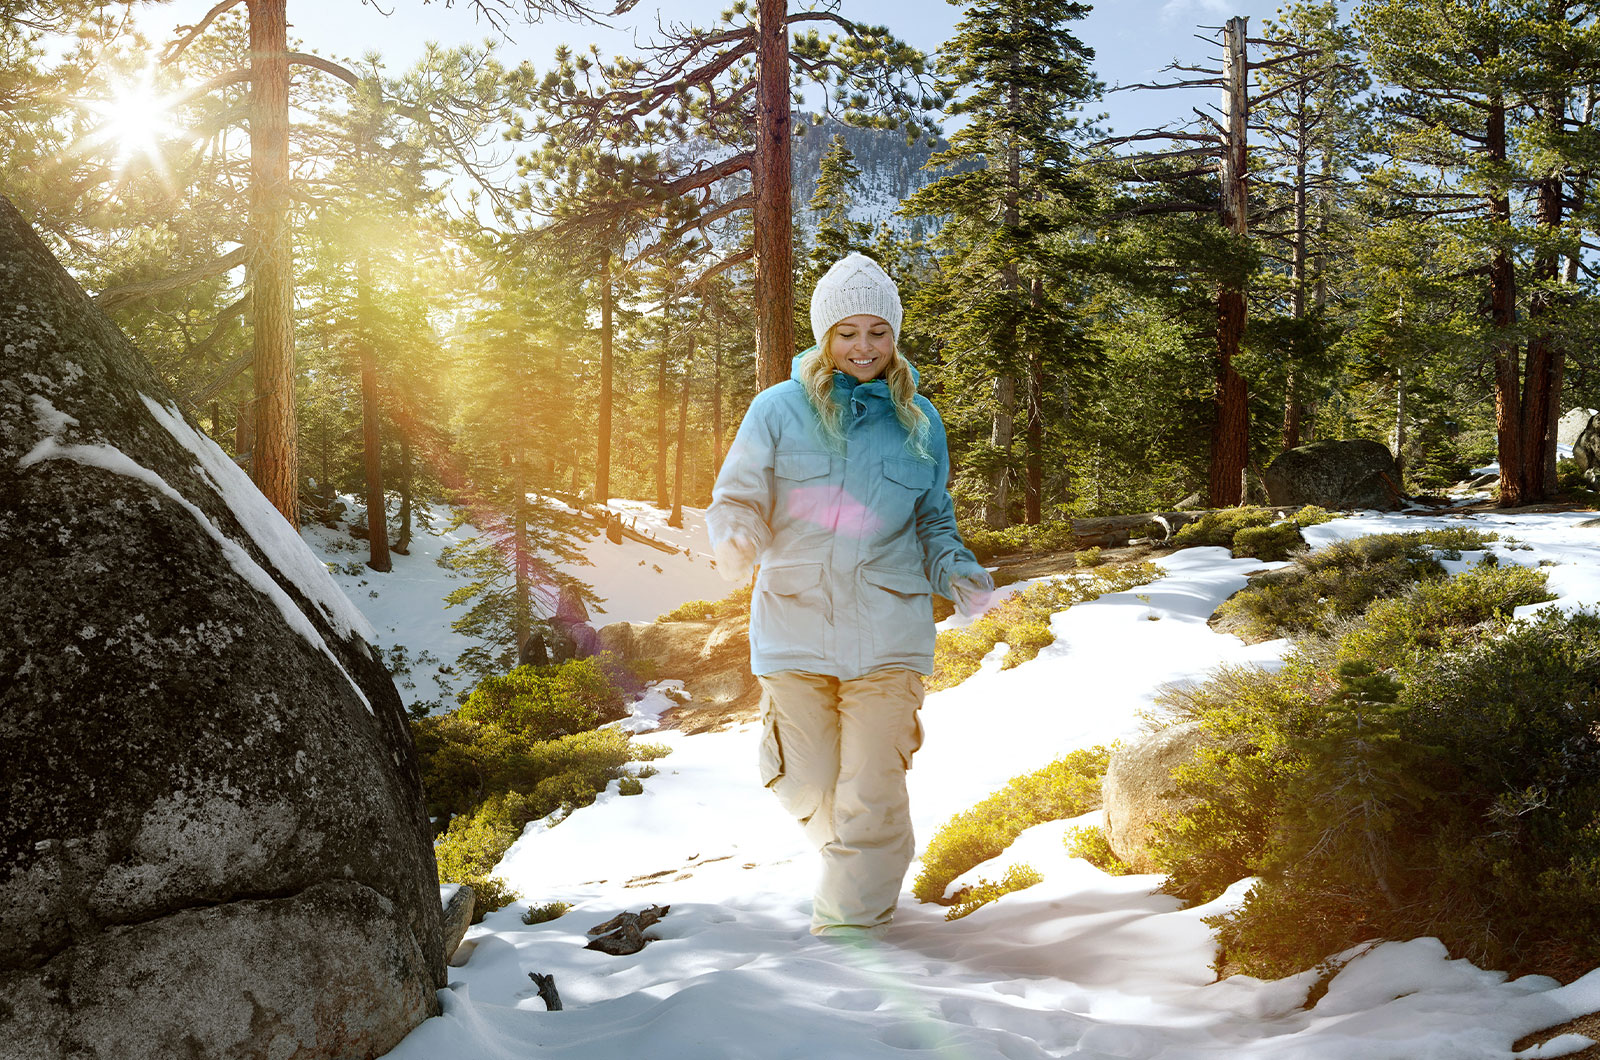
{"left": 707, "top": 391, "right": 778, "bottom": 555}
{"left": 913, "top": 403, "right": 982, "bottom": 598}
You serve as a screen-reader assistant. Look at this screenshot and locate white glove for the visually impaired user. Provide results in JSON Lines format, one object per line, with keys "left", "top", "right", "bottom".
{"left": 714, "top": 532, "right": 758, "bottom": 583}
{"left": 950, "top": 569, "right": 995, "bottom": 617}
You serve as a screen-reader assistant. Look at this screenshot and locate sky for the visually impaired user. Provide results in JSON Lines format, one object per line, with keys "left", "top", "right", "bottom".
{"left": 141, "top": 0, "right": 1337, "bottom": 138}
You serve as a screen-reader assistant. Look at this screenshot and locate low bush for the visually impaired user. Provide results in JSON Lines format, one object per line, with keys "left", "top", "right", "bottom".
{"left": 930, "top": 563, "right": 1162, "bottom": 691}
{"left": 455, "top": 655, "right": 629, "bottom": 740}
{"left": 960, "top": 520, "right": 1077, "bottom": 563}
{"left": 944, "top": 864, "right": 1045, "bottom": 921}
{"left": 657, "top": 584, "right": 752, "bottom": 622}
{"left": 913, "top": 747, "right": 1112, "bottom": 905}
{"left": 1149, "top": 560, "right": 1599, "bottom": 980}
{"left": 1171, "top": 507, "right": 1280, "bottom": 551}
{"left": 1231, "top": 521, "right": 1305, "bottom": 562}
{"left": 1075, "top": 546, "right": 1104, "bottom": 568}
{"left": 451, "top": 875, "right": 520, "bottom": 924}
{"left": 1065, "top": 825, "right": 1134, "bottom": 876}
{"left": 416, "top": 657, "right": 671, "bottom": 908}
{"left": 522, "top": 900, "right": 571, "bottom": 925}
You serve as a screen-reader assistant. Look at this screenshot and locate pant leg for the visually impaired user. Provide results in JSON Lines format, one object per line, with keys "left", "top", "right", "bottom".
{"left": 756, "top": 671, "right": 841, "bottom": 850}
{"left": 811, "top": 668, "right": 925, "bottom": 935}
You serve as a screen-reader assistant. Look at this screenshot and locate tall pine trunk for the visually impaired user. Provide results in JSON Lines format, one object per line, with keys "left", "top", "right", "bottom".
{"left": 1024, "top": 277, "right": 1045, "bottom": 525}
{"left": 511, "top": 459, "right": 532, "bottom": 663}
{"left": 1210, "top": 16, "right": 1250, "bottom": 507}
{"left": 1486, "top": 96, "right": 1527, "bottom": 508}
{"left": 753, "top": 0, "right": 795, "bottom": 389}
{"left": 656, "top": 342, "right": 670, "bottom": 509}
{"left": 670, "top": 333, "right": 695, "bottom": 528}
{"left": 357, "top": 250, "right": 390, "bottom": 572}
{"left": 246, "top": 0, "right": 298, "bottom": 525}
{"left": 595, "top": 249, "right": 614, "bottom": 505}
{"left": 396, "top": 431, "right": 412, "bottom": 554}
{"left": 712, "top": 340, "right": 725, "bottom": 474}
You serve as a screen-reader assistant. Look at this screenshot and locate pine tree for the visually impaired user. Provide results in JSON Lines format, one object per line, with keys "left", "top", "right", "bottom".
{"left": 1357, "top": 0, "right": 1600, "bottom": 505}
{"left": 794, "top": 133, "right": 873, "bottom": 347}
{"left": 902, "top": 0, "right": 1101, "bottom": 527}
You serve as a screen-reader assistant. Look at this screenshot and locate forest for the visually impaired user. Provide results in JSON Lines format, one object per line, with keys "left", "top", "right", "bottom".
{"left": 6, "top": 0, "right": 1598, "bottom": 649}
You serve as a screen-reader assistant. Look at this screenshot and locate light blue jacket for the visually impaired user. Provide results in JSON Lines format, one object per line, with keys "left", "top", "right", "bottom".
{"left": 708, "top": 354, "right": 982, "bottom": 679}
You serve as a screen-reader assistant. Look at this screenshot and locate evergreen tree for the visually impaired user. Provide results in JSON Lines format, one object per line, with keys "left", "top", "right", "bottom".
{"left": 903, "top": 0, "right": 1101, "bottom": 526}
{"left": 794, "top": 133, "right": 873, "bottom": 347}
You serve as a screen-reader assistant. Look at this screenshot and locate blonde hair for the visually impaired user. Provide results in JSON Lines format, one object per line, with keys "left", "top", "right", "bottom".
{"left": 799, "top": 326, "right": 932, "bottom": 461}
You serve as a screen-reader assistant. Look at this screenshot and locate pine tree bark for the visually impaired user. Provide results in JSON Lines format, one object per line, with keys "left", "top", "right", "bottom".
{"left": 655, "top": 341, "right": 670, "bottom": 509}
{"left": 396, "top": 431, "right": 412, "bottom": 554}
{"left": 1024, "top": 277, "right": 1045, "bottom": 525}
{"left": 512, "top": 458, "right": 532, "bottom": 662}
{"left": 1210, "top": 16, "right": 1251, "bottom": 507}
{"left": 1486, "top": 96, "right": 1526, "bottom": 508}
{"left": 595, "top": 249, "right": 614, "bottom": 505}
{"left": 357, "top": 250, "right": 390, "bottom": 572}
{"left": 246, "top": 0, "right": 298, "bottom": 526}
{"left": 712, "top": 340, "right": 725, "bottom": 474}
{"left": 670, "top": 334, "right": 694, "bottom": 529}
{"left": 753, "top": 0, "right": 795, "bottom": 390}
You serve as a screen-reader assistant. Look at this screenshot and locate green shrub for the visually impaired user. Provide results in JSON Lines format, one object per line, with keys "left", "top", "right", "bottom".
{"left": 931, "top": 563, "right": 1161, "bottom": 691}
{"left": 1065, "top": 825, "right": 1134, "bottom": 875}
{"left": 1292, "top": 506, "right": 1335, "bottom": 527}
{"left": 657, "top": 584, "right": 752, "bottom": 622}
{"left": 522, "top": 900, "right": 571, "bottom": 925}
{"left": 1231, "top": 522, "right": 1305, "bottom": 561}
{"left": 914, "top": 747, "right": 1111, "bottom": 905}
{"left": 618, "top": 775, "right": 644, "bottom": 796}
{"left": 1172, "top": 507, "right": 1279, "bottom": 550}
{"left": 960, "top": 520, "right": 1077, "bottom": 563}
{"left": 1213, "top": 531, "right": 1506, "bottom": 643}
{"left": 456, "top": 655, "right": 629, "bottom": 740}
{"left": 447, "top": 875, "right": 520, "bottom": 924}
{"left": 1076, "top": 546, "right": 1104, "bottom": 568}
{"left": 1151, "top": 560, "right": 1600, "bottom": 980}
{"left": 945, "top": 864, "right": 1045, "bottom": 921}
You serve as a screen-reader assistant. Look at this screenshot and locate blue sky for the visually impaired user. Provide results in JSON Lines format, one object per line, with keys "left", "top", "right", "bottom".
{"left": 149, "top": 0, "right": 1330, "bottom": 137}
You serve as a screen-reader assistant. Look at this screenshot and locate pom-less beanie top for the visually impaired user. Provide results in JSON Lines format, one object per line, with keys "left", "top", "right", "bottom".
{"left": 809, "top": 253, "right": 904, "bottom": 348}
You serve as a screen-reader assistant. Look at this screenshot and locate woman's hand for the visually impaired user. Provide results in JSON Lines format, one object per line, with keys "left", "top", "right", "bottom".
{"left": 949, "top": 563, "right": 995, "bottom": 617}
{"left": 714, "top": 531, "right": 759, "bottom": 583}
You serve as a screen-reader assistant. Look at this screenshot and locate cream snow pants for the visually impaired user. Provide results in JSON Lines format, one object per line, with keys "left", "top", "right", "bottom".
{"left": 756, "top": 668, "right": 925, "bottom": 936}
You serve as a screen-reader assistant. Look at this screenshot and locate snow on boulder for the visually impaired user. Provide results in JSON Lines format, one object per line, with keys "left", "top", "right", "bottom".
{"left": 1263, "top": 439, "right": 1404, "bottom": 511}
{"left": 0, "top": 195, "right": 442, "bottom": 1058}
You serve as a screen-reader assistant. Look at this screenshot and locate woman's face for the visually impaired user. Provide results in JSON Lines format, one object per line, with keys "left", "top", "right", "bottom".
{"left": 828, "top": 314, "right": 896, "bottom": 382}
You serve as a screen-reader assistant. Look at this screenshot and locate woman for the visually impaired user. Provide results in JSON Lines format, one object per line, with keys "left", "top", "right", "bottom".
{"left": 708, "top": 253, "right": 993, "bottom": 939}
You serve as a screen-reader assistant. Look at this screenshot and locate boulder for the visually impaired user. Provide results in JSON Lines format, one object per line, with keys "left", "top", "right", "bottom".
{"left": 1263, "top": 440, "right": 1403, "bottom": 511}
{"left": 0, "top": 195, "right": 443, "bottom": 1059}
{"left": 1558, "top": 408, "right": 1598, "bottom": 449}
{"left": 1575, "top": 418, "right": 1600, "bottom": 482}
{"left": 597, "top": 616, "right": 760, "bottom": 732}
{"left": 440, "top": 884, "right": 476, "bottom": 964}
{"left": 1102, "top": 722, "right": 1205, "bottom": 873}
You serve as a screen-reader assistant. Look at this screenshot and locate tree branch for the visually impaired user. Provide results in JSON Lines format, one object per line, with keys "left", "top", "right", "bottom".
{"left": 95, "top": 245, "right": 249, "bottom": 312}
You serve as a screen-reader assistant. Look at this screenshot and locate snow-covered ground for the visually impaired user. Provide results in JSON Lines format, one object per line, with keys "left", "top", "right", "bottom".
{"left": 368, "top": 505, "right": 1600, "bottom": 1059}
{"left": 301, "top": 498, "right": 728, "bottom": 711}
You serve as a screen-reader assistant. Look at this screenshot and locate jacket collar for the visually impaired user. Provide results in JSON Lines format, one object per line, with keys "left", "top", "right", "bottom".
{"left": 791, "top": 348, "right": 920, "bottom": 404}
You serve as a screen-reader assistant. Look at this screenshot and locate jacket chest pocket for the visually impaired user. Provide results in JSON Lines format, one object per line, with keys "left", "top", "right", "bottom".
{"left": 876, "top": 456, "right": 934, "bottom": 531}
{"left": 753, "top": 561, "right": 830, "bottom": 660}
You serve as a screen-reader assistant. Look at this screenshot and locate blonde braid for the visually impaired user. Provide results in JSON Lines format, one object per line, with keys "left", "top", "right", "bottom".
{"left": 800, "top": 328, "right": 932, "bottom": 461}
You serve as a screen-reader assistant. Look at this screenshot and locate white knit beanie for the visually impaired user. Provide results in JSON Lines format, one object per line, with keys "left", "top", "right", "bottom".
{"left": 809, "top": 253, "right": 903, "bottom": 348}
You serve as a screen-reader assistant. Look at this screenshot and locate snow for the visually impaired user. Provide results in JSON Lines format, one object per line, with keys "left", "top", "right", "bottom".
{"left": 19, "top": 434, "right": 375, "bottom": 714}
{"left": 299, "top": 498, "right": 731, "bottom": 711}
{"left": 372, "top": 506, "right": 1600, "bottom": 1060}
{"left": 141, "top": 395, "right": 376, "bottom": 643}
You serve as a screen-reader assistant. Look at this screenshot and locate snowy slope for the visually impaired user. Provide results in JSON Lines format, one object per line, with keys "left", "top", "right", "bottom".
{"left": 380, "top": 507, "right": 1600, "bottom": 1060}
{"left": 300, "top": 498, "right": 729, "bottom": 711}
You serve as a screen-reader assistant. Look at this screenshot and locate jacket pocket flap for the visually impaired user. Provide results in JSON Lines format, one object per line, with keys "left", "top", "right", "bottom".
{"left": 861, "top": 566, "right": 931, "bottom": 595}
{"left": 775, "top": 452, "right": 831, "bottom": 481}
{"left": 882, "top": 456, "right": 933, "bottom": 490}
{"left": 761, "top": 562, "right": 824, "bottom": 596}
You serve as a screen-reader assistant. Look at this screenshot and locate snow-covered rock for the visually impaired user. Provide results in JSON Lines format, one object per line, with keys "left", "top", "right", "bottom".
{"left": 0, "top": 194, "right": 441, "bottom": 1059}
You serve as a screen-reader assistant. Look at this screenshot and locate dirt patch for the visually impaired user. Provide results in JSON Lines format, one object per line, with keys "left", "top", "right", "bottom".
{"left": 1515, "top": 1012, "right": 1600, "bottom": 1058}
